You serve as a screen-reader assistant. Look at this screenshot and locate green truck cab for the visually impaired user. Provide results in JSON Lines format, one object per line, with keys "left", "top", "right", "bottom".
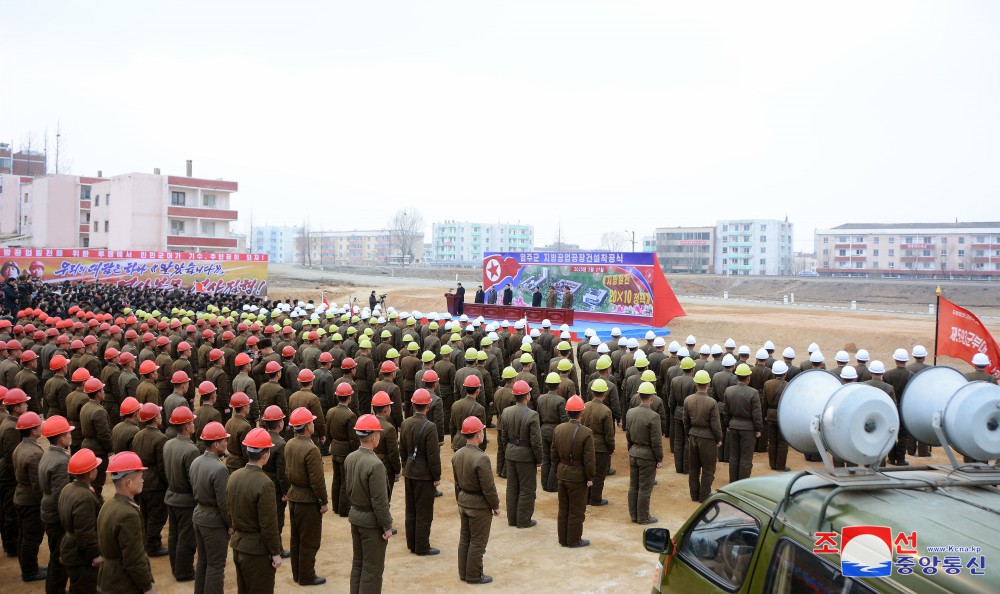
{"left": 643, "top": 467, "right": 1000, "bottom": 593}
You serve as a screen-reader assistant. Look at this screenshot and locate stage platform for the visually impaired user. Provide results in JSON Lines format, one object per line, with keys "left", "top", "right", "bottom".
{"left": 443, "top": 315, "right": 670, "bottom": 342}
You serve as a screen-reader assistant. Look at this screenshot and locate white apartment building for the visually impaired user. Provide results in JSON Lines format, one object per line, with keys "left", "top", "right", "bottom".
{"left": 715, "top": 218, "right": 794, "bottom": 276}
{"left": 431, "top": 220, "right": 534, "bottom": 263}
{"left": 252, "top": 225, "right": 301, "bottom": 264}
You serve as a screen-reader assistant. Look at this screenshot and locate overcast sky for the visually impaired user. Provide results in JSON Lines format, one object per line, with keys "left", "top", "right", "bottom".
{"left": 4, "top": 1, "right": 999, "bottom": 252}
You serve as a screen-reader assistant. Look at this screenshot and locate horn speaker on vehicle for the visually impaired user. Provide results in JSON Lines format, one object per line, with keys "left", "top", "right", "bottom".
{"left": 777, "top": 369, "right": 843, "bottom": 454}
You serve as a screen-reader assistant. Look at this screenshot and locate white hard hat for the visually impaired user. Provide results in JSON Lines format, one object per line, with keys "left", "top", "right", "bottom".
{"left": 290, "top": 311, "right": 299, "bottom": 319}
{"left": 501, "top": 320, "right": 510, "bottom": 328}
{"left": 678, "top": 347, "right": 690, "bottom": 358}
{"left": 459, "top": 314, "right": 469, "bottom": 322}
{"left": 772, "top": 361, "right": 788, "bottom": 375}
{"left": 310, "top": 313, "right": 319, "bottom": 321}
{"left": 912, "top": 345, "right": 928, "bottom": 358}
{"left": 488, "top": 332, "right": 499, "bottom": 341}
{"left": 514, "top": 320, "right": 525, "bottom": 329}
{"left": 856, "top": 349, "right": 870, "bottom": 362}
{"left": 710, "top": 344, "right": 723, "bottom": 355}
{"left": 695, "top": 344, "right": 707, "bottom": 356}
{"left": 870, "top": 360, "right": 886, "bottom": 374}
{"left": 738, "top": 345, "right": 751, "bottom": 356}
{"left": 668, "top": 341, "right": 680, "bottom": 353}
{"left": 893, "top": 348, "right": 909, "bottom": 362}
{"left": 561, "top": 331, "right": 571, "bottom": 339}
{"left": 472, "top": 319, "right": 481, "bottom": 327}
{"left": 653, "top": 337, "right": 666, "bottom": 348}
{"left": 466, "top": 324, "right": 474, "bottom": 333}
{"left": 645, "top": 331, "right": 656, "bottom": 340}
{"left": 685, "top": 335, "right": 696, "bottom": 346}
{"left": 722, "top": 354, "right": 737, "bottom": 367}
{"left": 627, "top": 338, "right": 639, "bottom": 349}
{"left": 611, "top": 327, "right": 622, "bottom": 337}
{"left": 444, "top": 321, "right": 453, "bottom": 330}
{"left": 297, "top": 301, "right": 306, "bottom": 308}
{"left": 530, "top": 329, "right": 541, "bottom": 338}
{"left": 724, "top": 338, "right": 737, "bottom": 349}
{"left": 386, "top": 306, "right": 395, "bottom": 313}
{"left": 973, "top": 352, "right": 990, "bottom": 367}
{"left": 560, "top": 324, "right": 570, "bottom": 332}
{"left": 584, "top": 328, "right": 594, "bottom": 338}
{"left": 835, "top": 350, "right": 850, "bottom": 363}
{"left": 810, "top": 351, "right": 825, "bottom": 363}
{"left": 541, "top": 319, "right": 551, "bottom": 328}
{"left": 762, "top": 341, "right": 774, "bottom": 352}
{"left": 476, "top": 315, "right": 484, "bottom": 323}
{"left": 617, "top": 337, "right": 627, "bottom": 347}
{"left": 840, "top": 366, "right": 858, "bottom": 380}
{"left": 756, "top": 348, "right": 769, "bottom": 360}
{"left": 521, "top": 335, "right": 532, "bottom": 345}
{"left": 782, "top": 347, "right": 795, "bottom": 359}
{"left": 589, "top": 335, "right": 600, "bottom": 346}
{"left": 808, "top": 342, "right": 820, "bottom": 353}
{"left": 597, "top": 344, "right": 610, "bottom": 354}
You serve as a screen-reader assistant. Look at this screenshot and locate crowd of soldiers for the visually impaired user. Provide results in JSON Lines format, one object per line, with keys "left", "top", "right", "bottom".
{"left": 0, "top": 281, "right": 997, "bottom": 593}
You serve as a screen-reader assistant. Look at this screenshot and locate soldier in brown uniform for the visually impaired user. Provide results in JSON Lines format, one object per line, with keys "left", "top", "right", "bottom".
{"left": 59, "top": 448, "right": 103, "bottom": 594}
{"left": 227, "top": 428, "right": 283, "bottom": 594}
{"left": 884, "top": 349, "right": 914, "bottom": 466}
{"left": 722, "top": 364, "right": 763, "bottom": 483}
{"left": 683, "top": 371, "right": 723, "bottom": 503}
{"left": 326, "top": 382, "right": 360, "bottom": 517}
{"left": 370, "top": 360, "right": 402, "bottom": 430}
{"left": 433, "top": 345, "right": 457, "bottom": 432}
{"left": 112, "top": 397, "right": 142, "bottom": 454}
{"left": 97, "top": 451, "right": 155, "bottom": 594}
{"left": 130, "top": 402, "right": 169, "bottom": 556}
{"left": 353, "top": 340, "right": 376, "bottom": 417}
{"left": 400, "top": 389, "right": 442, "bottom": 555}
{"left": 15, "top": 350, "right": 39, "bottom": 411}
{"left": 118, "top": 352, "right": 140, "bottom": 402}
{"left": 163, "top": 405, "right": 199, "bottom": 581}
{"left": 44, "top": 354, "right": 73, "bottom": 418}
{"left": 39, "top": 415, "right": 73, "bottom": 592}
{"left": 535, "top": 376, "right": 567, "bottom": 493}
{"left": 66, "top": 368, "right": 92, "bottom": 453}
{"left": 80, "top": 377, "right": 113, "bottom": 502}
{"left": 371, "top": 391, "right": 402, "bottom": 501}
{"left": 101, "top": 348, "right": 124, "bottom": 424}
{"left": 12, "top": 410, "right": 46, "bottom": 581}
{"left": 451, "top": 416, "right": 500, "bottom": 584}
{"left": 225, "top": 392, "right": 253, "bottom": 473}
{"left": 346, "top": 414, "right": 397, "bottom": 593}
{"left": 257, "top": 361, "right": 287, "bottom": 423}
{"left": 259, "top": 405, "right": 290, "bottom": 557}
{"left": 0, "top": 388, "right": 28, "bottom": 557}
{"left": 191, "top": 421, "right": 231, "bottom": 594}
{"left": 551, "top": 395, "right": 596, "bottom": 547}
{"left": 205, "top": 349, "right": 232, "bottom": 421}
{"left": 668, "top": 357, "right": 697, "bottom": 473}
{"left": 231, "top": 353, "right": 259, "bottom": 426}
{"left": 193, "top": 382, "right": 223, "bottom": 454}
{"left": 763, "top": 361, "right": 790, "bottom": 472}
{"left": 135, "top": 359, "right": 161, "bottom": 406}
{"left": 154, "top": 336, "right": 174, "bottom": 400}
{"left": 290, "top": 369, "right": 326, "bottom": 449}
{"left": 966, "top": 353, "right": 998, "bottom": 384}
{"left": 497, "top": 378, "right": 542, "bottom": 529}
{"left": 284, "top": 406, "right": 329, "bottom": 586}
{"left": 584, "top": 378, "right": 615, "bottom": 507}
{"left": 172, "top": 342, "right": 196, "bottom": 406}
{"left": 625, "top": 382, "right": 663, "bottom": 524}
{"left": 450, "top": 375, "right": 488, "bottom": 452}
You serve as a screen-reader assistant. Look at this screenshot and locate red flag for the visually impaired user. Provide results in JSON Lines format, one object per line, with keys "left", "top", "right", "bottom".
{"left": 322, "top": 296, "right": 329, "bottom": 308}
{"left": 937, "top": 296, "right": 1000, "bottom": 380}
{"left": 482, "top": 255, "right": 521, "bottom": 290}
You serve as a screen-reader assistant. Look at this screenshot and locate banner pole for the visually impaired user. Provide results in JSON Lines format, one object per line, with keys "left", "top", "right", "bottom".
{"left": 933, "top": 286, "right": 941, "bottom": 366}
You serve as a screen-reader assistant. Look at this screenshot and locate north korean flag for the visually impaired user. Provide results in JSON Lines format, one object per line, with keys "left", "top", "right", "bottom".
{"left": 483, "top": 255, "right": 521, "bottom": 290}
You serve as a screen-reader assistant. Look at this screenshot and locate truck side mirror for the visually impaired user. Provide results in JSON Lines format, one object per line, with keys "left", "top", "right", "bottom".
{"left": 643, "top": 527, "right": 673, "bottom": 554}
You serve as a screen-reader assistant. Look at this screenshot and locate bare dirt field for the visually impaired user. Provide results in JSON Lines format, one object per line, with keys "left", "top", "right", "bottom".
{"left": 6, "top": 270, "right": 998, "bottom": 593}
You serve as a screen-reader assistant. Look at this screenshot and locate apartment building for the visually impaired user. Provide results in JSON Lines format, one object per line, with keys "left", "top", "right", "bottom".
{"left": 431, "top": 220, "right": 534, "bottom": 263}
{"left": 715, "top": 218, "right": 794, "bottom": 276}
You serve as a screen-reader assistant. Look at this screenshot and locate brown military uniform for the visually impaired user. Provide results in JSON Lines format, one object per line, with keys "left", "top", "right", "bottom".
{"left": 325, "top": 403, "right": 359, "bottom": 516}
{"left": 284, "top": 434, "right": 328, "bottom": 584}
{"left": 66, "top": 388, "right": 89, "bottom": 452}
{"left": 228, "top": 464, "right": 281, "bottom": 594}
{"left": 721, "top": 383, "right": 763, "bottom": 482}
{"left": 551, "top": 419, "right": 596, "bottom": 546}
{"left": 536, "top": 389, "right": 567, "bottom": 491}
{"left": 190, "top": 450, "right": 231, "bottom": 594}
{"left": 97, "top": 493, "right": 155, "bottom": 593}
{"left": 13, "top": 436, "right": 45, "bottom": 578}
{"left": 625, "top": 405, "right": 662, "bottom": 522}
{"left": 111, "top": 418, "right": 140, "bottom": 454}
{"left": 452, "top": 443, "right": 500, "bottom": 581}
{"left": 136, "top": 378, "right": 160, "bottom": 406}
{"left": 59, "top": 479, "right": 102, "bottom": 593}
{"left": 763, "top": 378, "right": 789, "bottom": 470}
{"left": 80, "top": 398, "right": 113, "bottom": 498}
{"left": 400, "top": 412, "right": 441, "bottom": 553}
{"left": 668, "top": 374, "right": 696, "bottom": 473}
{"left": 371, "top": 378, "right": 403, "bottom": 429}
{"left": 225, "top": 415, "right": 253, "bottom": 473}
{"left": 193, "top": 403, "right": 222, "bottom": 453}
{"left": 583, "top": 398, "right": 615, "bottom": 505}
{"left": 682, "top": 391, "right": 723, "bottom": 503}
{"left": 39, "top": 443, "right": 71, "bottom": 590}
{"left": 498, "top": 402, "right": 542, "bottom": 528}
{"left": 289, "top": 389, "right": 326, "bottom": 448}
{"left": 131, "top": 425, "right": 168, "bottom": 553}
{"left": 44, "top": 373, "right": 74, "bottom": 418}
{"left": 164, "top": 434, "right": 199, "bottom": 580}
{"left": 373, "top": 416, "right": 402, "bottom": 501}
{"left": 257, "top": 381, "right": 287, "bottom": 421}
{"left": 450, "top": 396, "right": 487, "bottom": 451}
{"left": 346, "top": 447, "right": 394, "bottom": 593}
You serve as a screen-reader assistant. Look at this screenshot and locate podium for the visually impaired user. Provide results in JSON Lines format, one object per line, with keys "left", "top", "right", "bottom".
{"left": 443, "top": 294, "right": 574, "bottom": 325}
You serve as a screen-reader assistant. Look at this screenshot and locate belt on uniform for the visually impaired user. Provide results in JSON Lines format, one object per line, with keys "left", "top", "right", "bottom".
{"left": 559, "top": 458, "right": 582, "bottom": 467}
{"left": 509, "top": 438, "right": 530, "bottom": 447}
{"left": 632, "top": 442, "right": 651, "bottom": 448}
{"left": 352, "top": 505, "right": 373, "bottom": 513}
{"left": 459, "top": 488, "right": 482, "bottom": 495}
{"left": 331, "top": 438, "right": 350, "bottom": 445}
{"left": 197, "top": 503, "right": 220, "bottom": 514}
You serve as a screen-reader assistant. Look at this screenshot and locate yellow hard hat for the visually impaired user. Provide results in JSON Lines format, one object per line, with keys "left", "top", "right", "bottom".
{"left": 635, "top": 357, "right": 649, "bottom": 368}
{"left": 557, "top": 359, "right": 573, "bottom": 372}
{"left": 735, "top": 363, "right": 752, "bottom": 377}
{"left": 694, "top": 370, "right": 711, "bottom": 384}
{"left": 638, "top": 381, "right": 656, "bottom": 395}
{"left": 680, "top": 357, "right": 696, "bottom": 370}
{"left": 502, "top": 366, "right": 517, "bottom": 380}
{"left": 520, "top": 353, "right": 534, "bottom": 364}
{"left": 591, "top": 378, "right": 609, "bottom": 393}
{"left": 557, "top": 341, "right": 571, "bottom": 352}
{"left": 641, "top": 370, "right": 656, "bottom": 382}
{"left": 545, "top": 372, "right": 561, "bottom": 385}
{"left": 596, "top": 355, "right": 612, "bottom": 371}
{"left": 358, "top": 338, "right": 373, "bottom": 349}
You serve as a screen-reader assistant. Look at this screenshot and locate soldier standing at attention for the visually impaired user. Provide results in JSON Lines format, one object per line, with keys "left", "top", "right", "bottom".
{"left": 722, "top": 364, "right": 763, "bottom": 483}
{"left": 59, "top": 448, "right": 103, "bottom": 594}
{"left": 584, "top": 379, "right": 614, "bottom": 507}
{"left": 346, "top": 414, "right": 396, "bottom": 594}
{"left": 112, "top": 397, "right": 142, "bottom": 454}
{"left": 80, "top": 377, "right": 113, "bottom": 503}
{"left": 498, "top": 377, "right": 542, "bottom": 529}
{"left": 190, "top": 421, "right": 231, "bottom": 594}
{"left": 39, "top": 415, "right": 73, "bottom": 593}
{"left": 450, "top": 375, "right": 488, "bottom": 452}
{"left": 227, "top": 428, "right": 283, "bottom": 594}
{"left": 551, "top": 395, "right": 595, "bottom": 548}
{"left": 668, "top": 357, "right": 697, "bottom": 474}
{"left": 400, "top": 389, "right": 441, "bottom": 555}
{"left": 163, "top": 405, "right": 199, "bottom": 582}
{"left": 284, "top": 407, "right": 329, "bottom": 586}
{"left": 259, "top": 406, "right": 290, "bottom": 558}
{"left": 12, "top": 410, "right": 46, "bottom": 581}
{"left": 452, "top": 416, "right": 500, "bottom": 584}
{"left": 97, "top": 451, "right": 154, "bottom": 594}
{"left": 131, "top": 402, "right": 169, "bottom": 557}
{"left": 225, "top": 392, "right": 253, "bottom": 473}
{"left": 289, "top": 370, "right": 326, "bottom": 450}
{"left": 371, "top": 391, "right": 402, "bottom": 502}
{"left": 683, "top": 371, "right": 723, "bottom": 503}
{"left": 625, "top": 382, "right": 662, "bottom": 525}
{"left": 535, "top": 376, "right": 566, "bottom": 493}
{"left": 326, "top": 382, "right": 360, "bottom": 517}
{"left": 492, "top": 368, "right": 518, "bottom": 478}
{"left": 763, "top": 362, "right": 790, "bottom": 472}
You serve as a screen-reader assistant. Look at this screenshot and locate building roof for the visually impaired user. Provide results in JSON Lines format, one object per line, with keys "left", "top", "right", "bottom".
{"left": 831, "top": 222, "right": 1000, "bottom": 230}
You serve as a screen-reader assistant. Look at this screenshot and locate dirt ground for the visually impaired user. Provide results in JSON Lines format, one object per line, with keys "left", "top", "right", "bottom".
{"left": 5, "top": 281, "right": 997, "bottom": 593}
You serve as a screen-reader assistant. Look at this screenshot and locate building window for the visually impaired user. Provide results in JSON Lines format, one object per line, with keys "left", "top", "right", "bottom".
{"left": 93, "top": 221, "right": 98, "bottom": 232}
{"left": 873, "top": 249, "right": 879, "bottom": 256}
{"left": 171, "top": 220, "right": 185, "bottom": 235}
{"left": 822, "top": 249, "right": 828, "bottom": 255}
{"left": 106, "top": 194, "right": 111, "bottom": 205}
{"left": 941, "top": 250, "right": 947, "bottom": 257}
{"left": 905, "top": 236, "right": 915, "bottom": 243}
{"left": 976, "top": 236, "right": 986, "bottom": 243}
{"left": 722, "top": 225, "right": 728, "bottom": 232}
{"left": 959, "top": 236, "right": 965, "bottom": 244}
{"left": 760, "top": 258, "right": 766, "bottom": 266}
{"left": 85, "top": 212, "right": 90, "bottom": 223}
{"left": 104, "top": 221, "right": 109, "bottom": 232}
{"left": 722, "top": 247, "right": 727, "bottom": 254}
{"left": 171, "top": 191, "right": 186, "bottom": 206}
{"left": 889, "top": 249, "right": 895, "bottom": 256}
{"left": 761, "top": 225, "right": 767, "bottom": 232}
{"left": 95, "top": 195, "right": 100, "bottom": 206}
{"left": 958, "top": 263, "right": 965, "bottom": 270}
{"left": 80, "top": 186, "right": 91, "bottom": 200}
{"left": 872, "top": 261, "right": 879, "bottom": 269}
{"left": 889, "top": 237, "right": 895, "bottom": 244}
{"left": 202, "top": 221, "right": 216, "bottom": 236}
{"left": 874, "top": 236, "right": 880, "bottom": 244}
{"left": 823, "top": 237, "right": 828, "bottom": 244}
{"left": 958, "top": 249, "right": 965, "bottom": 257}
{"left": 856, "top": 236, "right": 864, "bottom": 243}
{"left": 854, "top": 249, "right": 864, "bottom": 256}
{"left": 760, "top": 235, "right": 767, "bottom": 242}
{"left": 838, "top": 249, "right": 847, "bottom": 256}
{"left": 837, "top": 236, "right": 846, "bottom": 243}
{"left": 203, "top": 194, "right": 216, "bottom": 207}
{"left": 889, "top": 261, "right": 895, "bottom": 269}
{"left": 941, "top": 236, "right": 948, "bottom": 244}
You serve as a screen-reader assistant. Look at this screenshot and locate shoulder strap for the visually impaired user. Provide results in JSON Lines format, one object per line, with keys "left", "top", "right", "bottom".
{"left": 516, "top": 406, "right": 532, "bottom": 438}
{"left": 568, "top": 424, "right": 582, "bottom": 464}
{"left": 410, "top": 420, "right": 430, "bottom": 461}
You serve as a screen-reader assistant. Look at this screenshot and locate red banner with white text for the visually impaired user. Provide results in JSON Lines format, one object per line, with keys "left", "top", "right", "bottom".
{"left": 936, "top": 296, "right": 1000, "bottom": 380}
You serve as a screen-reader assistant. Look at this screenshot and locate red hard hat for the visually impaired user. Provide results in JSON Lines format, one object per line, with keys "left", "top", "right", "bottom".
{"left": 55, "top": 335, "right": 69, "bottom": 345}
{"left": 298, "top": 369, "right": 315, "bottom": 383}
{"left": 289, "top": 407, "right": 316, "bottom": 427}
{"left": 68, "top": 448, "right": 102, "bottom": 475}
{"left": 139, "top": 403, "right": 162, "bottom": 422}
{"left": 103, "top": 347, "right": 120, "bottom": 361}
{"left": 318, "top": 352, "right": 333, "bottom": 363}
{"left": 170, "top": 319, "right": 181, "bottom": 329}
{"left": 422, "top": 369, "right": 439, "bottom": 383}
{"left": 234, "top": 352, "right": 251, "bottom": 367}
{"left": 566, "top": 395, "right": 585, "bottom": 412}
{"left": 246, "top": 336, "right": 259, "bottom": 346}
{"left": 281, "top": 326, "right": 294, "bottom": 335}
{"left": 139, "top": 360, "right": 159, "bottom": 375}
{"left": 354, "top": 414, "right": 381, "bottom": 432}
{"left": 33, "top": 331, "right": 44, "bottom": 340}
{"left": 155, "top": 336, "right": 169, "bottom": 347}
{"left": 380, "top": 360, "right": 397, "bottom": 373}
{"left": 84, "top": 377, "right": 105, "bottom": 394}
{"left": 371, "top": 391, "right": 392, "bottom": 407}
{"left": 263, "top": 325, "right": 274, "bottom": 335}
{"left": 83, "top": 335, "right": 98, "bottom": 345}
{"left": 17, "top": 411, "right": 43, "bottom": 430}
{"left": 20, "top": 350, "right": 37, "bottom": 363}
{"left": 87, "top": 319, "right": 99, "bottom": 328}
{"left": 262, "top": 405, "right": 285, "bottom": 421}
{"left": 70, "top": 339, "right": 85, "bottom": 350}
{"left": 341, "top": 357, "right": 356, "bottom": 370}
{"left": 119, "top": 351, "right": 136, "bottom": 364}
{"left": 202, "top": 329, "right": 215, "bottom": 339}
{"left": 171, "top": 370, "right": 191, "bottom": 384}
{"left": 99, "top": 323, "right": 110, "bottom": 332}
{"left": 125, "top": 329, "right": 138, "bottom": 339}
{"left": 308, "top": 331, "right": 319, "bottom": 341}
{"left": 237, "top": 322, "right": 248, "bottom": 332}
{"left": 512, "top": 380, "right": 531, "bottom": 396}
{"left": 230, "top": 392, "right": 251, "bottom": 408}
{"left": 170, "top": 406, "right": 195, "bottom": 425}
{"left": 198, "top": 381, "right": 216, "bottom": 396}
{"left": 282, "top": 345, "right": 295, "bottom": 358}
{"left": 3, "top": 388, "right": 28, "bottom": 405}
{"left": 200, "top": 421, "right": 229, "bottom": 441}
{"left": 209, "top": 348, "right": 224, "bottom": 362}
{"left": 72, "top": 322, "right": 84, "bottom": 331}
{"left": 176, "top": 341, "right": 191, "bottom": 353}
{"left": 41, "top": 414, "right": 74, "bottom": 437}
{"left": 120, "top": 396, "right": 141, "bottom": 416}
{"left": 265, "top": 360, "right": 282, "bottom": 374}
{"left": 461, "top": 416, "right": 486, "bottom": 434}
{"left": 107, "top": 451, "right": 146, "bottom": 474}
{"left": 463, "top": 374, "right": 482, "bottom": 388}
{"left": 5, "top": 339, "right": 20, "bottom": 350}
{"left": 186, "top": 324, "right": 197, "bottom": 333}
{"left": 157, "top": 321, "right": 168, "bottom": 331}
{"left": 141, "top": 332, "right": 155, "bottom": 343}
{"left": 222, "top": 331, "right": 235, "bottom": 341}
{"left": 411, "top": 388, "right": 432, "bottom": 405}
{"left": 249, "top": 323, "right": 261, "bottom": 332}
{"left": 71, "top": 368, "right": 92, "bottom": 383}
{"left": 335, "top": 382, "right": 354, "bottom": 397}
{"left": 46, "top": 328, "right": 59, "bottom": 337}
{"left": 243, "top": 427, "right": 274, "bottom": 449}
{"left": 125, "top": 315, "right": 138, "bottom": 325}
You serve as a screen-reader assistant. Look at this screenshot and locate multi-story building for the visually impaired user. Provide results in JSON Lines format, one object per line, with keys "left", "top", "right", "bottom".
{"left": 252, "top": 225, "right": 301, "bottom": 264}
{"left": 431, "top": 220, "right": 534, "bottom": 263}
{"left": 642, "top": 235, "right": 656, "bottom": 252}
{"left": 0, "top": 143, "right": 46, "bottom": 177}
{"left": 715, "top": 218, "right": 794, "bottom": 276}
{"left": 0, "top": 169, "right": 239, "bottom": 252}
{"left": 815, "top": 222, "right": 1000, "bottom": 279}
{"left": 295, "top": 229, "right": 424, "bottom": 266}
{"left": 654, "top": 226, "right": 716, "bottom": 274}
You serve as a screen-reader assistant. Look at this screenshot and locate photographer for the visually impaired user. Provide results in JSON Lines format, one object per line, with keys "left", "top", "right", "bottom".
{"left": 370, "top": 290, "right": 378, "bottom": 310}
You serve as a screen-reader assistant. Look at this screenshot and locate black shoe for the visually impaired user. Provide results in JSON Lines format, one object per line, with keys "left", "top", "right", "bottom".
{"left": 893, "top": 460, "right": 910, "bottom": 467}
{"left": 517, "top": 520, "right": 537, "bottom": 528}
{"left": 302, "top": 577, "right": 327, "bottom": 586}
{"left": 607, "top": 468, "right": 617, "bottom": 476}
{"left": 5, "top": 550, "right": 16, "bottom": 558}
{"left": 589, "top": 499, "right": 609, "bottom": 506}
{"left": 435, "top": 490, "right": 443, "bottom": 497}
{"left": 416, "top": 548, "right": 440, "bottom": 556}
{"left": 22, "top": 569, "right": 48, "bottom": 582}
{"left": 280, "top": 550, "right": 291, "bottom": 558}
{"left": 638, "top": 517, "right": 658, "bottom": 525}
{"left": 631, "top": 518, "right": 638, "bottom": 523}
{"left": 148, "top": 548, "right": 169, "bottom": 557}
{"left": 779, "top": 467, "right": 790, "bottom": 472}
{"left": 568, "top": 539, "right": 591, "bottom": 548}
{"left": 486, "top": 423, "right": 496, "bottom": 428}
{"left": 542, "top": 488, "right": 556, "bottom": 493}
{"left": 467, "top": 576, "right": 493, "bottom": 584}
{"left": 175, "top": 574, "right": 195, "bottom": 582}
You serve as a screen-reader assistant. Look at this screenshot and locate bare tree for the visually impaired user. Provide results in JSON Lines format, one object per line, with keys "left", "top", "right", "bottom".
{"left": 600, "top": 231, "right": 629, "bottom": 252}
{"left": 298, "top": 220, "right": 312, "bottom": 266}
{"left": 389, "top": 207, "right": 424, "bottom": 267}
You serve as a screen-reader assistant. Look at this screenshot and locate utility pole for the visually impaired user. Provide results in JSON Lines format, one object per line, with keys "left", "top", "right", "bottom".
{"left": 55, "top": 122, "right": 61, "bottom": 175}
{"left": 626, "top": 229, "right": 637, "bottom": 251}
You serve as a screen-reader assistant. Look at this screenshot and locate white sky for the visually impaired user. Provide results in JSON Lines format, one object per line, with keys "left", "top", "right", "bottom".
{"left": 4, "top": 1, "right": 1000, "bottom": 252}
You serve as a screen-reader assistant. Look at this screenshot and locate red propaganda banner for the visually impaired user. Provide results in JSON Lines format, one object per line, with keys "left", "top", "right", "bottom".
{"left": 937, "top": 296, "right": 1000, "bottom": 380}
